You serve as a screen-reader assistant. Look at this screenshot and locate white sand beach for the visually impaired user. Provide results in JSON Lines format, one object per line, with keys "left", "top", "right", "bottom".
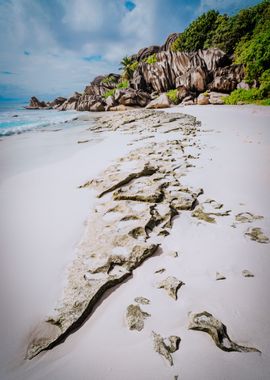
{"left": 0, "top": 105, "right": 270, "bottom": 380}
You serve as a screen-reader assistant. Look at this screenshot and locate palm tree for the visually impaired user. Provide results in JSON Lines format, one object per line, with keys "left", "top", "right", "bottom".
{"left": 119, "top": 56, "right": 133, "bottom": 80}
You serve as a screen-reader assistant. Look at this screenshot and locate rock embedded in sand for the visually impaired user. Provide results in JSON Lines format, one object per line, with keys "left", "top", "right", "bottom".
{"left": 235, "top": 212, "right": 263, "bottom": 223}
{"left": 134, "top": 296, "right": 150, "bottom": 305}
{"left": 126, "top": 304, "right": 151, "bottom": 331}
{"left": 192, "top": 204, "right": 230, "bottom": 223}
{"left": 245, "top": 227, "right": 269, "bottom": 244}
{"left": 155, "top": 268, "right": 166, "bottom": 274}
{"left": 216, "top": 272, "right": 226, "bottom": 281}
{"left": 157, "top": 276, "right": 185, "bottom": 300}
{"left": 242, "top": 270, "right": 254, "bottom": 278}
{"left": 188, "top": 311, "right": 260, "bottom": 353}
{"left": 26, "top": 111, "right": 202, "bottom": 359}
{"left": 152, "top": 331, "right": 181, "bottom": 366}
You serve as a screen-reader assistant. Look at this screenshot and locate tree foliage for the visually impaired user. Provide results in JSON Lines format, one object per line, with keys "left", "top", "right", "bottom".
{"left": 171, "top": 0, "right": 270, "bottom": 88}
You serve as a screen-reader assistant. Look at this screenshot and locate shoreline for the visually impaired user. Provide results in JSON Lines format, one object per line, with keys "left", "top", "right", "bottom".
{"left": 0, "top": 105, "right": 269, "bottom": 379}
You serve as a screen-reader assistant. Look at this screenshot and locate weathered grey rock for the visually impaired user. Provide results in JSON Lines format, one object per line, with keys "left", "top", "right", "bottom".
{"left": 216, "top": 272, "right": 226, "bottom": 281}
{"left": 26, "top": 96, "right": 47, "bottom": 109}
{"left": 168, "top": 251, "right": 178, "bottom": 258}
{"left": 197, "top": 93, "right": 209, "bottom": 105}
{"left": 209, "top": 91, "right": 229, "bottom": 105}
{"left": 146, "top": 93, "right": 170, "bottom": 109}
{"left": 152, "top": 331, "right": 181, "bottom": 366}
{"left": 237, "top": 81, "right": 250, "bottom": 90}
{"left": 50, "top": 96, "right": 67, "bottom": 108}
{"left": 242, "top": 270, "right": 254, "bottom": 278}
{"left": 134, "top": 297, "right": 150, "bottom": 305}
{"left": 90, "top": 102, "right": 105, "bottom": 112}
{"left": 126, "top": 304, "right": 150, "bottom": 331}
{"left": 139, "top": 48, "right": 226, "bottom": 94}
{"left": 157, "top": 276, "right": 184, "bottom": 300}
{"left": 118, "top": 88, "right": 151, "bottom": 107}
{"left": 160, "top": 33, "right": 181, "bottom": 51}
{"left": 105, "top": 95, "right": 116, "bottom": 109}
{"left": 189, "top": 312, "right": 261, "bottom": 353}
{"left": 245, "top": 227, "right": 269, "bottom": 244}
{"left": 209, "top": 64, "right": 244, "bottom": 93}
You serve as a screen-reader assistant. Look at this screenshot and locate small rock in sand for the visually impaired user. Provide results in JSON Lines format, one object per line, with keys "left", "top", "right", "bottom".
{"left": 126, "top": 304, "right": 151, "bottom": 331}
{"left": 155, "top": 268, "right": 166, "bottom": 274}
{"left": 157, "top": 276, "right": 185, "bottom": 300}
{"left": 168, "top": 251, "right": 179, "bottom": 258}
{"left": 235, "top": 212, "right": 263, "bottom": 223}
{"left": 134, "top": 296, "right": 150, "bottom": 305}
{"left": 245, "top": 227, "right": 269, "bottom": 244}
{"left": 216, "top": 272, "right": 226, "bottom": 281}
{"left": 152, "top": 331, "right": 181, "bottom": 366}
{"left": 242, "top": 270, "right": 254, "bottom": 278}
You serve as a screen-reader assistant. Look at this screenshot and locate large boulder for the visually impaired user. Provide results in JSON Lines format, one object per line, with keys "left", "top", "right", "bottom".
{"left": 209, "top": 64, "right": 244, "bottom": 93}
{"left": 176, "top": 67, "right": 207, "bottom": 92}
{"left": 146, "top": 93, "right": 170, "bottom": 109}
{"left": 90, "top": 102, "right": 105, "bottom": 112}
{"left": 58, "top": 92, "right": 81, "bottom": 111}
{"left": 197, "top": 93, "right": 210, "bottom": 105}
{"left": 209, "top": 92, "right": 228, "bottom": 105}
{"left": 117, "top": 88, "right": 151, "bottom": 107}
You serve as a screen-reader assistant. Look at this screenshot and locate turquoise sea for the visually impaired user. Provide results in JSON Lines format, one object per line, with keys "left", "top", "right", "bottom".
{"left": 0, "top": 101, "right": 78, "bottom": 137}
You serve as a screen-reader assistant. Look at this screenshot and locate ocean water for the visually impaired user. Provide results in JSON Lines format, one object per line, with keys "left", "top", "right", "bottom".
{"left": 0, "top": 101, "right": 78, "bottom": 137}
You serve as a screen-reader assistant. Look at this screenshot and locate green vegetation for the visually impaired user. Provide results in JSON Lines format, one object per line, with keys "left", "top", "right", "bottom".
{"left": 166, "top": 89, "right": 179, "bottom": 104}
{"left": 172, "top": 0, "right": 270, "bottom": 104}
{"left": 120, "top": 56, "right": 138, "bottom": 79}
{"left": 225, "top": 69, "right": 270, "bottom": 104}
{"left": 101, "top": 75, "right": 117, "bottom": 85}
{"left": 172, "top": 1, "right": 270, "bottom": 56}
{"left": 144, "top": 54, "right": 157, "bottom": 64}
{"left": 102, "top": 80, "right": 130, "bottom": 99}
{"left": 117, "top": 80, "right": 129, "bottom": 89}
{"left": 103, "top": 88, "right": 116, "bottom": 99}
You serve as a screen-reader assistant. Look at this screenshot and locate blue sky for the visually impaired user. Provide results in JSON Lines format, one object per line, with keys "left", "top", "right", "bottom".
{"left": 0, "top": 0, "right": 262, "bottom": 100}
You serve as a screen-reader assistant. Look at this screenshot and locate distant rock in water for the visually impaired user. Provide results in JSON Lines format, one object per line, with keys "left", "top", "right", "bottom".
{"left": 25, "top": 96, "right": 48, "bottom": 109}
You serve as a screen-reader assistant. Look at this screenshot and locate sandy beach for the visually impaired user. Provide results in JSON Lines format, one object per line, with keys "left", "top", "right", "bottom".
{"left": 0, "top": 105, "right": 270, "bottom": 380}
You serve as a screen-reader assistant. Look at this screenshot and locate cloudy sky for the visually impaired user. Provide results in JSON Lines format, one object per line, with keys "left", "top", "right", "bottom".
{"left": 0, "top": 0, "right": 261, "bottom": 100}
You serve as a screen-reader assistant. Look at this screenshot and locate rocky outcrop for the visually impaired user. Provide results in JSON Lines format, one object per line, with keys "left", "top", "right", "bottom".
{"left": 209, "top": 64, "right": 245, "bottom": 93}
{"left": 188, "top": 311, "right": 260, "bottom": 353}
{"left": 26, "top": 110, "right": 203, "bottom": 359}
{"left": 134, "top": 48, "right": 227, "bottom": 94}
{"left": 27, "top": 45, "right": 245, "bottom": 111}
